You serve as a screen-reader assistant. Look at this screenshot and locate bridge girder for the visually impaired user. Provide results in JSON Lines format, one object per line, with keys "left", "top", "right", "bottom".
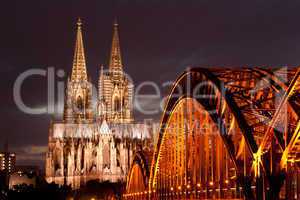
{"left": 124, "top": 67, "right": 300, "bottom": 200}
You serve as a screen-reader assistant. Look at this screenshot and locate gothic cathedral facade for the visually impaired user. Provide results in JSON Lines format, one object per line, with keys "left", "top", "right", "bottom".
{"left": 45, "top": 19, "right": 156, "bottom": 189}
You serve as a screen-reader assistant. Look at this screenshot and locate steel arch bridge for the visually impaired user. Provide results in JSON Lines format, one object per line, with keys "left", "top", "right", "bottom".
{"left": 123, "top": 67, "right": 300, "bottom": 200}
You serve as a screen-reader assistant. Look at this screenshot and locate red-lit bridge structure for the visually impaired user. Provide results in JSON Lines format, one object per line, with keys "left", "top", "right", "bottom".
{"left": 123, "top": 67, "right": 300, "bottom": 200}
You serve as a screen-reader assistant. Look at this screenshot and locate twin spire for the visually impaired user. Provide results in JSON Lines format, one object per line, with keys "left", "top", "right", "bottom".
{"left": 71, "top": 18, "right": 123, "bottom": 82}
{"left": 71, "top": 18, "right": 87, "bottom": 82}
{"left": 109, "top": 19, "right": 123, "bottom": 77}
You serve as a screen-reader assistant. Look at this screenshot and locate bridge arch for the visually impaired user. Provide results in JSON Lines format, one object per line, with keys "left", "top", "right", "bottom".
{"left": 124, "top": 151, "right": 151, "bottom": 199}
{"left": 124, "top": 67, "right": 300, "bottom": 199}
{"left": 149, "top": 67, "right": 300, "bottom": 199}
{"left": 150, "top": 97, "right": 250, "bottom": 199}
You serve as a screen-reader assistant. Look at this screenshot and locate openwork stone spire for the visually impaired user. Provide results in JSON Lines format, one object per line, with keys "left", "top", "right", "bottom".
{"left": 71, "top": 18, "right": 88, "bottom": 81}
{"left": 109, "top": 19, "right": 123, "bottom": 78}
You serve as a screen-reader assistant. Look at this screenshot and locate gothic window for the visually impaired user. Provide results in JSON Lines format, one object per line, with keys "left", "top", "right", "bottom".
{"left": 81, "top": 147, "right": 85, "bottom": 170}
{"left": 103, "top": 143, "right": 110, "bottom": 168}
{"left": 76, "top": 96, "right": 84, "bottom": 111}
{"left": 114, "top": 97, "right": 121, "bottom": 113}
{"left": 53, "top": 149, "right": 61, "bottom": 171}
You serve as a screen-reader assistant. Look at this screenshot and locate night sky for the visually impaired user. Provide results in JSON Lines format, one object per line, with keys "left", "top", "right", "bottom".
{"left": 2, "top": 0, "right": 300, "bottom": 169}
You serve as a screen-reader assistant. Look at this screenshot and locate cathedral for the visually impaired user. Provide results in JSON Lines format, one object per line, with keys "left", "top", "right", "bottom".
{"left": 45, "top": 19, "right": 156, "bottom": 189}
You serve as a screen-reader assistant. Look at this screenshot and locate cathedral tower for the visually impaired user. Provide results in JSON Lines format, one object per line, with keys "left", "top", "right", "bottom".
{"left": 46, "top": 19, "right": 155, "bottom": 189}
{"left": 109, "top": 20, "right": 123, "bottom": 81}
{"left": 97, "top": 20, "right": 134, "bottom": 123}
{"left": 64, "top": 18, "right": 93, "bottom": 123}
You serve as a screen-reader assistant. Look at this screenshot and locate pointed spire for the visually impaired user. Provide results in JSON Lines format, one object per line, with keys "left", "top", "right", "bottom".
{"left": 113, "top": 18, "right": 118, "bottom": 27}
{"left": 109, "top": 18, "right": 123, "bottom": 77}
{"left": 71, "top": 18, "right": 88, "bottom": 81}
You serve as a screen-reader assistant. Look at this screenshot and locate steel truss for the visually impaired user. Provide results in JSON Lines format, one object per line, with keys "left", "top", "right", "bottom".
{"left": 123, "top": 67, "right": 300, "bottom": 200}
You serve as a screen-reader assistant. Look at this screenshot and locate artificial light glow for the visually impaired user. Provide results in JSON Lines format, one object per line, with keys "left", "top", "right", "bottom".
{"left": 253, "top": 151, "right": 262, "bottom": 177}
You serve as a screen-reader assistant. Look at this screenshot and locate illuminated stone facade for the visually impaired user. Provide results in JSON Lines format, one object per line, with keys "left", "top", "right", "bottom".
{"left": 45, "top": 19, "right": 156, "bottom": 189}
